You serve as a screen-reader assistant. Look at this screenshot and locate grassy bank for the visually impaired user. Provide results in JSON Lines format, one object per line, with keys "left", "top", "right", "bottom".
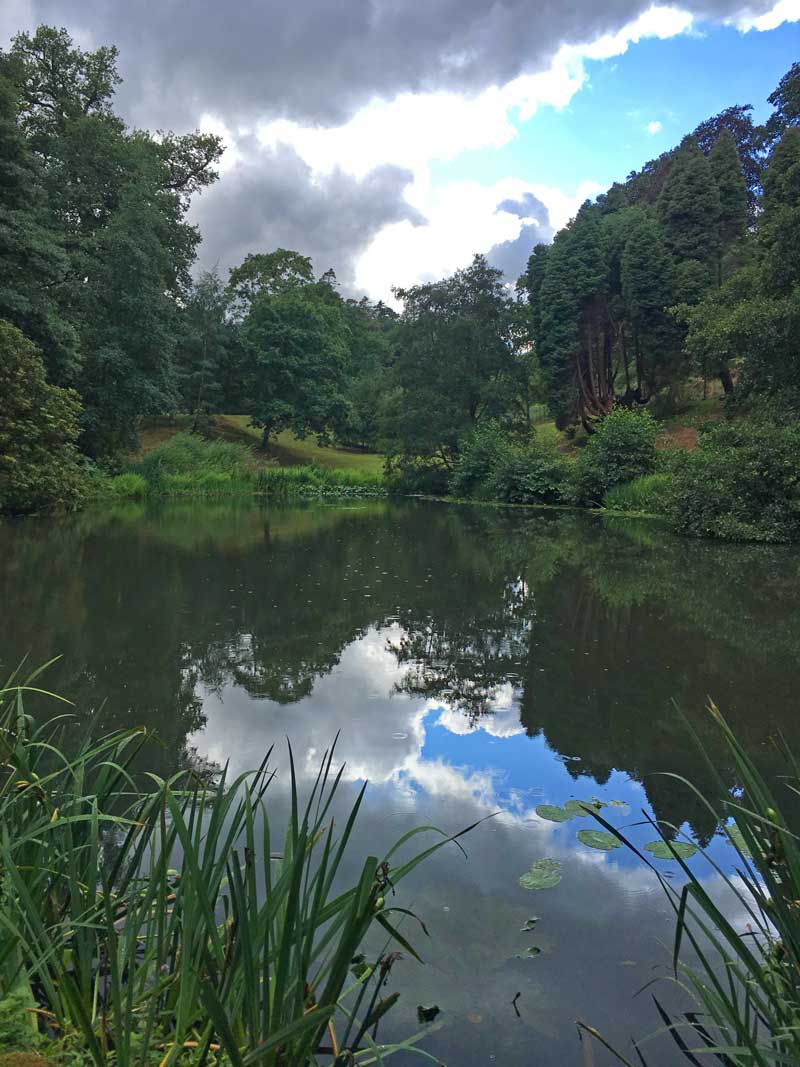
{"left": 99, "top": 432, "right": 385, "bottom": 501}
{"left": 0, "top": 675, "right": 471, "bottom": 1065}
{"left": 136, "top": 416, "right": 385, "bottom": 474}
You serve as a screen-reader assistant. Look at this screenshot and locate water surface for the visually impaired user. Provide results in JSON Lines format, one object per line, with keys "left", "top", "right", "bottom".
{"left": 2, "top": 499, "right": 798, "bottom": 1065}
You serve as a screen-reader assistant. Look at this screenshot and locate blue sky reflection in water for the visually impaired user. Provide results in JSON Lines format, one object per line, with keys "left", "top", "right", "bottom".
{"left": 1, "top": 500, "right": 794, "bottom": 1065}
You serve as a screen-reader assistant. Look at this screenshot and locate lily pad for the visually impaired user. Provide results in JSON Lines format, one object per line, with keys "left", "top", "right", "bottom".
{"left": 535, "top": 804, "right": 571, "bottom": 823}
{"left": 643, "top": 840, "right": 698, "bottom": 861}
{"left": 519, "top": 858, "right": 562, "bottom": 890}
{"left": 607, "top": 800, "right": 632, "bottom": 816}
{"left": 417, "top": 1004, "right": 440, "bottom": 1024}
{"left": 520, "top": 917, "right": 539, "bottom": 932}
{"left": 513, "top": 946, "right": 541, "bottom": 959}
{"left": 725, "top": 824, "right": 753, "bottom": 858}
{"left": 564, "top": 800, "right": 591, "bottom": 818}
{"left": 576, "top": 829, "right": 621, "bottom": 851}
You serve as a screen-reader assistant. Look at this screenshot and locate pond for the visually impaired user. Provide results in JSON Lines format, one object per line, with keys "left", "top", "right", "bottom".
{"left": 2, "top": 499, "right": 799, "bottom": 1065}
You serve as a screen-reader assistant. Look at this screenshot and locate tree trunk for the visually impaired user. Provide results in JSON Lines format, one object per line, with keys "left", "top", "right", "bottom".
{"left": 718, "top": 365, "right": 734, "bottom": 395}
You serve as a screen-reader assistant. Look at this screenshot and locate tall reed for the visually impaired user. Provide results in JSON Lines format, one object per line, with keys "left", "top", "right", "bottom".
{"left": 579, "top": 703, "right": 800, "bottom": 1066}
{"left": 0, "top": 668, "right": 471, "bottom": 1065}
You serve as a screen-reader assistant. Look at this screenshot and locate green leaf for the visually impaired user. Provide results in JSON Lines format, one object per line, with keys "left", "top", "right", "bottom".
{"left": 520, "top": 917, "right": 539, "bottom": 932}
{"left": 519, "top": 858, "right": 562, "bottom": 890}
{"left": 564, "top": 799, "right": 593, "bottom": 818}
{"left": 724, "top": 824, "right": 752, "bottom": 859}
{"left": 576, "top": 829, "right": 621, "bottom": 852}
{"left": 643, "top": 839, "right": 698, "bottom": 860}
{"left": 535, "top": 804, "right": 571, "bottom": 823}
{"left": 513, "top": 946, "right": 541, "bottom": 959}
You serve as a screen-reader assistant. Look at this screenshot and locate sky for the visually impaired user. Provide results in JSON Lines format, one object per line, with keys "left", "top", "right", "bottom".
{"left": 2, "top": 0, "right": 799, "bottom": 300}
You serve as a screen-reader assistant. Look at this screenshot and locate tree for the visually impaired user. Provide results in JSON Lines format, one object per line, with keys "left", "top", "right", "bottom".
{"left": 175, "top": 270, "right": 243, "bottom": 420}
{"left": 77, "top": 168, "right": 197, "bottom": 456}
{"left": 241, "top": 285, "right": 352, "bottom": 446}
{"left": 709, "top": 129, "right": 749, "bottom": 284}
{"left": 693, "top": 105, "right": 762, "bottom": 214}
{"left": 621, "top": 215, "right": 677, "bottom": 395}
{"left": 0, "top": 320, "right": 85, "bottom": 514}
{"left": 0, "top": 71, "right": 78, "bottom": 383}
{"left": 760, "top": 127, "right": 800, "bottom": 296}
{"left": 388, "top": 255, "right": 519, "bottom": 466}
{"left": 2, "top": 25, "right": 223, "bottom": 457}
{"left": 657, "top": 138, "right": 721, "bottom": 297}
{"left": 763, "top": 62, "right": 800, "bottom": 147}
{"left": 227, "top": 249, "right": 314, "bottom": 320}
{"left": 536, "top": 232, "right": 580, "bottom": 427}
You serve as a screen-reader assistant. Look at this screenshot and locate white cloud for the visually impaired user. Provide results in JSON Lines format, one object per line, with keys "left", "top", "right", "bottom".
{"left": 194, "top": 1, "right": 795, "bottom": 298}
{"left": 734, "top": 0, "right": 800, "bottom": 30}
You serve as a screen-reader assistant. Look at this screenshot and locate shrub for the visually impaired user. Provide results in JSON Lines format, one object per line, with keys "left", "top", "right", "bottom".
{"left": 0, "top": 320, "right": 86, "bottom": 515}
{"left": 107, "top": 472, "right": 148, "bottom": 499}
{"left": 133, "top": 432, "right": 256, "bottom": 495}
{"left": 384, "top": 456, "right": 450, "bottom": 495}
{"left": 450, "top": 422, "right": 571, "bottom": 505}
{"left": 668, "top": 418, "right": 800, "bottom": 542}
{"left": 570, "top": 407, "right": 659, "bottom": 506}
{"left": 603, "top": 473, "right": 674, "bottom": 514}
{"left": 448, "top": 422, "right": 507, "bottom": 498}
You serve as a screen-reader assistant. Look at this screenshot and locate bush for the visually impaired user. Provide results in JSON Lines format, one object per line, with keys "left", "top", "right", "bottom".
{"left": 570, "top": 408, "right": 659, "bottom": 506}
{"left": 604, "top": 473, "right": 674, "bottom": 514}
{"left": 450, "top": 422, "right": 571, "bottom": 505}
{"left": 448, "top": 422, "right": 507, "bottom": 498}
{"left": 132, "top": 432, "right": 256, "bottom": 495}
{"left": 668, "top": 418, "right": 800, "bottom": 542}
{"left": 107, "top": 472, "right": 148, "bottom": 499}
{"left": 0, "top": 320, "right": 86, "bottom": 515}
{"left": 384, "top": 456, "right": 450, "bottom": 495}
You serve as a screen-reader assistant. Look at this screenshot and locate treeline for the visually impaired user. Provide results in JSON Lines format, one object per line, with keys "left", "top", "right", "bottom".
{"left": 0, "top": 26, "right": 398, "bottom": 511}
{"left": 1, "top": 25, "right": 800, "bottom": 541}
{"left": 521, "top": 73, "right": 800, "bottom": 430}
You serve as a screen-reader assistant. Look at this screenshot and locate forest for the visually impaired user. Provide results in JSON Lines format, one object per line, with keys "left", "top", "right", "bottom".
{"left": 1, "top": 26, "right": 800, "bottom": 541}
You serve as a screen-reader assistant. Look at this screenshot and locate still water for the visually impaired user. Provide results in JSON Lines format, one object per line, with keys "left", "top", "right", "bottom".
{"left": 2, "top": 499, "right": 799, "bottom": 1065}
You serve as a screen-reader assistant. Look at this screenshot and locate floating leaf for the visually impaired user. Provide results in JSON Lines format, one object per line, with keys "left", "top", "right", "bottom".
{"left": 519, "top": 859, "right": 562, "bottom": 890}
{"left": 576, "top": 829, "right": 621, "bottom": 852}
{"left": 607, "top": 800, "right": 632, "bottom": 816}
{"left": 644, "top": 840, "right": 698, "bottom": 861}
{"left": 417, "top": 1004, "right": 440, "bottom": 1024}
{"left": 563, "top": 800, "right": 591, "bottom": 818}
{"left": 513, "top": 946, "right": 541, "bottom": 959}
{"left": 725, "top": 825, "right": 752, "bottom": 858}
{"left": 535, "top": 804, "right": 571, "bottom": 823}
{"left": 520, "top": 917, "right": 539, "bottom": 932}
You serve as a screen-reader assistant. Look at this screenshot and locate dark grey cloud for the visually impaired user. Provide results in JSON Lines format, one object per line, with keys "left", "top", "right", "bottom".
{"left": 488, "top": 192, "right": 554, "bottom": 282}
{"left": 189, "top": 140, "right": 425, "bottom": 292}
{"left": 2, "top": 0, "right": 777, "bottom": 295}
{"left": 5, "top": 0, "right": 778, "bottom": 130}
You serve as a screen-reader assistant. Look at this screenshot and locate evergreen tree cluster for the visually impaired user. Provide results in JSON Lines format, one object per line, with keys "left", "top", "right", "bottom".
{"left": 520, "top": 74, "right": 800, "bottom": 429}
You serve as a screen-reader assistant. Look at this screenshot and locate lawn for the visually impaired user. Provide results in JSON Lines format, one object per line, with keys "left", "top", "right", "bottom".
{"left": 136, "top": 415, "right": 385, "bottom": 473}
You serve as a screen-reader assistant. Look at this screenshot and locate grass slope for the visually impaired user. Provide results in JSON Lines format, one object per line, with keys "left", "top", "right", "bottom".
{"left": 136, "top": 416, "right": 384, "bottom": 473}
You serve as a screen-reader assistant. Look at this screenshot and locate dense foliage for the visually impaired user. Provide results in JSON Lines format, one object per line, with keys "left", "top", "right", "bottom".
{"left": 0, "top": 320, "right": 85, "bottom": 514}
{"left": 667, "top": 420, "right": 800, "bottom": 542}
{"left": 1, "top": 22, "right": 799, "bottom": 542}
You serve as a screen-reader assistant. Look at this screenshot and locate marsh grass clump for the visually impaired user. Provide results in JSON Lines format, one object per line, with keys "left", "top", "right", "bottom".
{"left": 603, "top": 473, "right": 674, "bottom": 515}
{"left": 0, "top": 667, "right": 467, "bottom": 1066}
{"left": 581, "top": 704, "right": 800, "bottom": 1066}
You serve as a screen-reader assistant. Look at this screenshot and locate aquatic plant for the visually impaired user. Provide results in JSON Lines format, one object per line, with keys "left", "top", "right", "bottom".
{"left": 0, "top": 667, "right": 471, "bottom": 1065}
{"left": 579, "top": 703, "right": 800, "bottom": 1066}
